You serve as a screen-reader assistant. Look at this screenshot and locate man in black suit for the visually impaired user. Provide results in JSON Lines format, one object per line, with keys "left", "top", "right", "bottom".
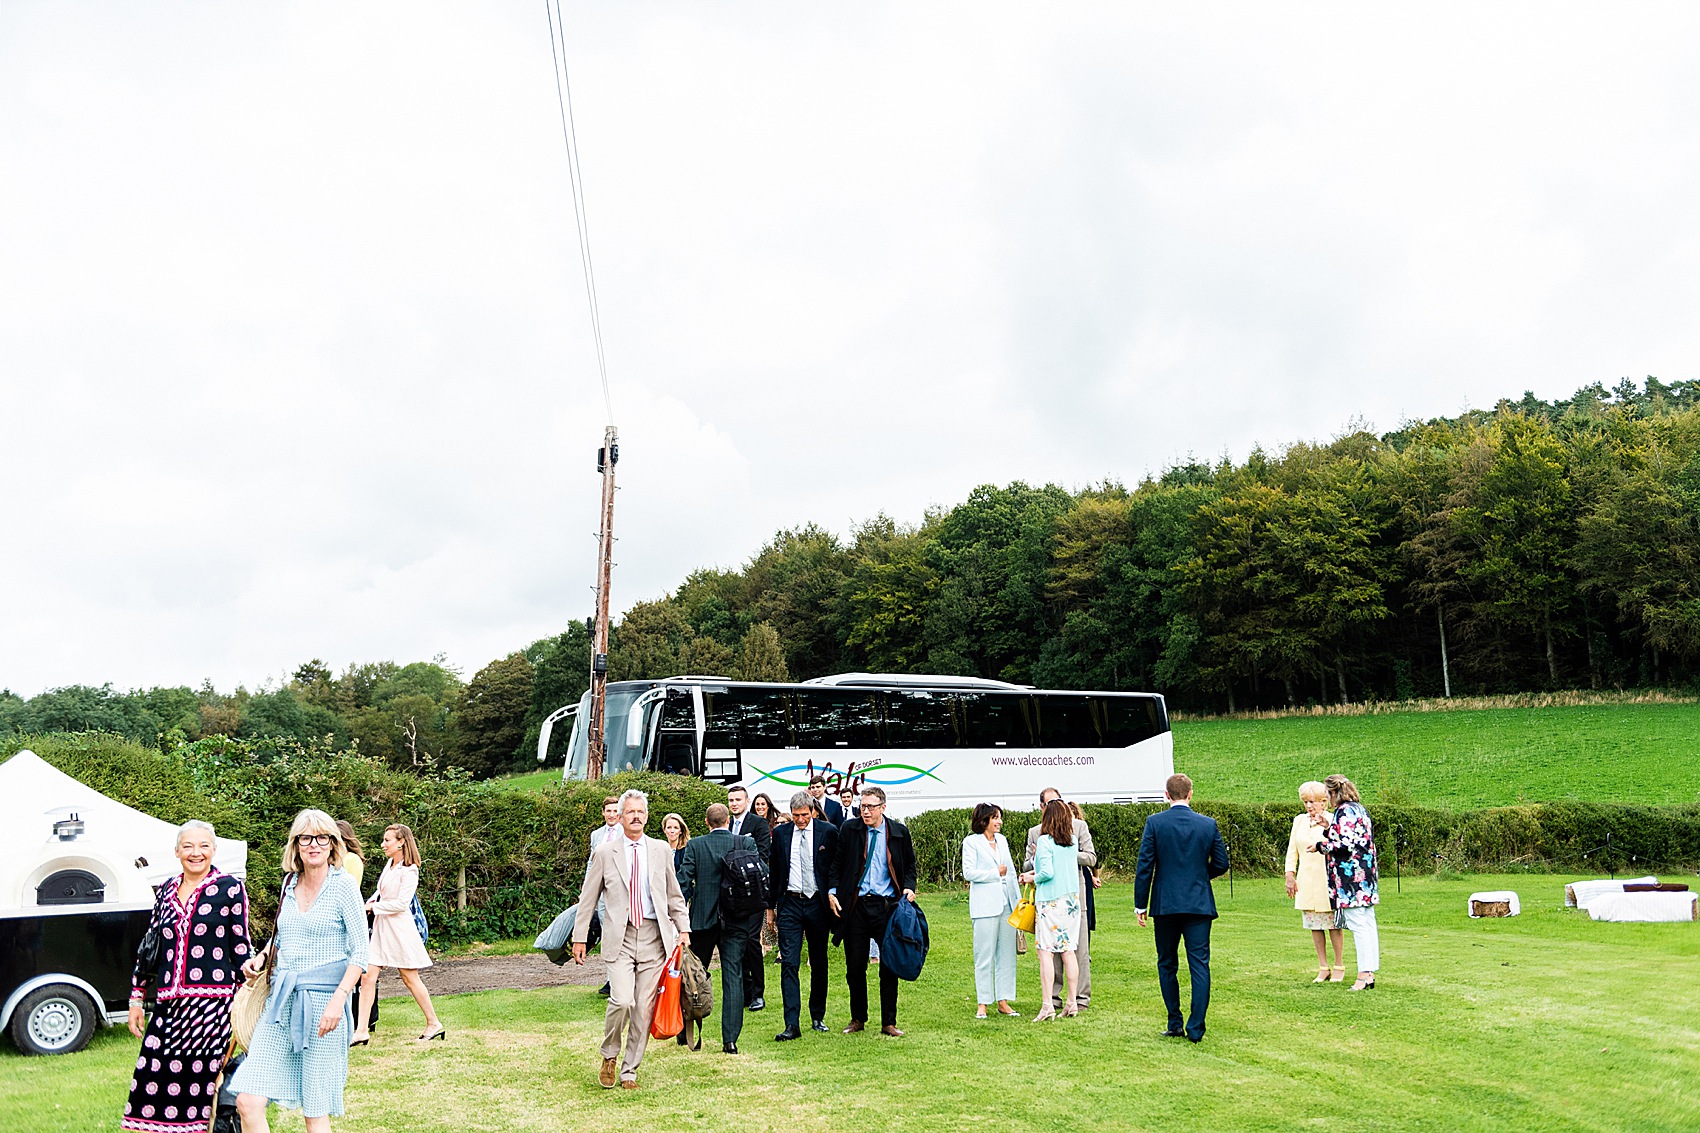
{"left": 675, "top": 803, "right": 757, "bottom": 1053}
{"left": 809, "top": 775, "right": 845, "bottom": 825}
{"left": 1134, "top": 773, "right": 1230, "bottom": 1043}
{"left": 836, "top": 787, "right": 858, "bottom": 826}
{"left": 768, "top": 789, "right": 839, "bottom": 1040}
{"left": 828, "top": 785, "right": 918, "bottom": 1037}
{"left": 725, "top": 785, "right": 771, "bottom": 1010}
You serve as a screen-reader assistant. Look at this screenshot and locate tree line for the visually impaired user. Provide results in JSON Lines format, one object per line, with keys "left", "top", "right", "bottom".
{"left": 4, "top": 376, "right": 1696, "bottom": 777}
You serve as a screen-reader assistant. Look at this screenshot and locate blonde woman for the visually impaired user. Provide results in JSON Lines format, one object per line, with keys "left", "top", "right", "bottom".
{"left": 662, "top": 812, "right": 690, "bottom": 873}
{"left": 352, "top": 824, "right": 442, "bottom": 1044}
{"left": 1284, "top": 782, "right": 1344, "bottom": 982}
{"left": 230, "top": 809, "right": 368, "bottom": 1133}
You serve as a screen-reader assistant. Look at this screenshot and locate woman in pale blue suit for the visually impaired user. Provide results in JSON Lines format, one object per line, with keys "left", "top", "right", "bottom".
{"left": 961, "top": 802, "right": 1021, "bottom": 1019}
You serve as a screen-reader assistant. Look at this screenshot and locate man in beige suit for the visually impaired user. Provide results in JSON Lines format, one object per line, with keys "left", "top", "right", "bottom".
{"left": 572, "top": 788, "right": 691, "bottom": 1089}
{"left": 1023, "top": 786, "right": 1098, "bottom": 1010}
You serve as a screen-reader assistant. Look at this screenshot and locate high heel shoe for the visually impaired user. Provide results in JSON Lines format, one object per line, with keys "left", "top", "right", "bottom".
{"left": 1031, "top": 1008, "right": 1056, "bottom": 1023}
{"left": 418, "top": 1025, "right": 447, "bottom": 1041}
{"left": 1348, "top": 976, "right": 1376, "bottom": 992}
{"left": 349, "top": 1034, "right": 370, "bottom": 1047}
{"left": 1313, "top": 966, "right": 1331, "bottom": 983}
{"left": 1329, "top": 966, "right": 1346, "bottom": 983}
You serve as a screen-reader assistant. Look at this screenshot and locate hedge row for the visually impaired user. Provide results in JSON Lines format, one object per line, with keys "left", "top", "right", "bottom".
{"left": 10, "top": 734, "right": 1698, "bottom": 946}
{"left": 907, "top": 799, "right": 1700, "bottom": 884}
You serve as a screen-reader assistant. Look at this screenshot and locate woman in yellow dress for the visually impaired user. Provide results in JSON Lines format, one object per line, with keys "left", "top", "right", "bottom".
{"left": 1284, "top": 781, "right": 1344, "bottom": 982}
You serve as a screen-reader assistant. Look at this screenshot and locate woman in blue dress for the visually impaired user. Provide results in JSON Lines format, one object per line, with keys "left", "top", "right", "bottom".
{"left": 230, "top": 808, "right": 368, "bottom": 1133}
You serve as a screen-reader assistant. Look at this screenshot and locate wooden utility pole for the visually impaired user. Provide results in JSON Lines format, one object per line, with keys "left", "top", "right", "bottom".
{"left": 586, "top": 424, "right": 618, "bottom": 779}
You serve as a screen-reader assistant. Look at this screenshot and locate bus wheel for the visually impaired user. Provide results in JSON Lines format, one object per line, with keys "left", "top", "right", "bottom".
{"left": 10, "top": 983, "right": 99, "bottom": 1055}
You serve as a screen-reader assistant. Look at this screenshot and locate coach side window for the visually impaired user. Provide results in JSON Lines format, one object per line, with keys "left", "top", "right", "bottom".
{"left": 882, "top": 689, "right": 959, "bottom": 748}
{"left": 1035, "top": 695, "right": 1104, "bottom": 747}
{"left": 1100, "top": 696, "right": 1166, "bottom": 746}
{"left": 958, "top": 692, "right": 1034, "bottom": 747}
{"left": 795, "top": 691, "right": 881, "bottom": 748}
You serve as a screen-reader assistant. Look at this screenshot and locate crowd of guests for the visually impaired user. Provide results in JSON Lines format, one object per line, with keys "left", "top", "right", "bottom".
{"left": 122, "top": 771, "right": 1382, "bottom": 1117}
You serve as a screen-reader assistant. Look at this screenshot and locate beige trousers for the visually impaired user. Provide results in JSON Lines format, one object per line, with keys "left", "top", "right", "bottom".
{"left": 602, "top": 919, "right": 666, "bottom": 1078}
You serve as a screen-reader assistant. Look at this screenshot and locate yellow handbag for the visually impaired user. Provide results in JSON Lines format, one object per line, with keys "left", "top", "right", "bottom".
{"left": 1007, "top": 884, "right": 1037, "bottom": 934}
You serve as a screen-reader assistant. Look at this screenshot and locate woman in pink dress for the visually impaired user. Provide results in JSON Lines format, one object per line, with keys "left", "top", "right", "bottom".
{"left": 350, "top": 824, "right": 443, "bottom": 1043}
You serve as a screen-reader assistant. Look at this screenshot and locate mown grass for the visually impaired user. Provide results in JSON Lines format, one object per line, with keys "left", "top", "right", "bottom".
{"left": 7, "top": 877, "right": 1696, "bottom": 1132}
{"left": 492, "top": 768, "right": 566, "bottom": 794}
{"left": 1175, "top": 703, "right": 1700, "bottom": 808}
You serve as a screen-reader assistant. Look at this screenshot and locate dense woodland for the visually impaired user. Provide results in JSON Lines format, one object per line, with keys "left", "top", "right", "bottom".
{"left": 5, "top": 377, "right": 1697, "bottom": 778}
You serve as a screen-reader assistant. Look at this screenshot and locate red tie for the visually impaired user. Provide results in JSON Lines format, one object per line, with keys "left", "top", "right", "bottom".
{"left": 629, "top": 842, "right": 643, "bottom": 927}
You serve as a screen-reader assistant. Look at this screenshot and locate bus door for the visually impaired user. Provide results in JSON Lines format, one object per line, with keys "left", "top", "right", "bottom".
{"left": 650, "top": 687, "right": 703, "bottom": 776}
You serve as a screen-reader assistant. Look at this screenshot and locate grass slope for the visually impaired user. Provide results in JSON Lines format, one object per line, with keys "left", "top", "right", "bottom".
{"left": 7, "top": 878, "right": 1696, "bottom": 1132}
{"left": 1175, "top": 703, "right": 1700, "bottom": 808}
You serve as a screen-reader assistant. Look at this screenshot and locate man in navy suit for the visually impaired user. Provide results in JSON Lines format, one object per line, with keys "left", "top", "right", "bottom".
{"left": 1134, "top": 773, "right": 1230, "bottom": 1043}
{"left": 808, "top": 775, "right": 845, "bottom": 825}
{"left": 768, "top": 790, "right": 839, "bottom": 1040}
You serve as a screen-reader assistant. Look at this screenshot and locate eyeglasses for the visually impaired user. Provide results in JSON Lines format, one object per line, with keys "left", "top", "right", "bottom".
{"left": 861, "top": 801, "right": 884, "bottom": 810}
{"left": 295, "top": 833, "right": 334, "bottom": 847}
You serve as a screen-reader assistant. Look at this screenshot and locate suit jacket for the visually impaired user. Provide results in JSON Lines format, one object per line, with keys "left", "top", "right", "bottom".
{"left": 1024, "top": 818, "right": 1097, "bottom": 871}
{"left": 1134, "top": 804, "right": 1230, "bottom": 918}
{"left": 833, "top": 818, "right": 918, "bottom": 910}
{"left": 727, "top": 809, "right": 773, "bottom": 861}
{"left": 768, "top": 818, "right": 838, "bottom": 908}
{"left": 961, "top": 832, "right": 1020, "bottom": 919}
{"left": 821, "top": 796, "right": 845, "bottom": 825}
{"left": 676, "top": 828, "right": 757, "bottom": 931}
{"left": 574, "top": 834, "right": 691, "bottom": 959}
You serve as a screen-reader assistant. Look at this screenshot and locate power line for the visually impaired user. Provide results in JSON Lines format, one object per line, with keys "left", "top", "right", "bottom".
{"left": 544, "top": 0, "right": 613, "bottom": 423}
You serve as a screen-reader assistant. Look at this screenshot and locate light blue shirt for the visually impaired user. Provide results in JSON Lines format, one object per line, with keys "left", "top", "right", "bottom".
{"left": 859, "top": 821, "right": 895, "bottom": 897}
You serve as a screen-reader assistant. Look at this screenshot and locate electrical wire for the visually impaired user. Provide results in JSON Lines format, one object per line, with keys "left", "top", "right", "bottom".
{"left": 545, "top": 0, "right": 614, "bottom": 424}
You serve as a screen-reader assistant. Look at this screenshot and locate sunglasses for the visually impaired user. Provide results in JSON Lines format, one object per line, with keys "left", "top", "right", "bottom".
{"left": 295, "top": 833, "right": 335, "bottom": 847}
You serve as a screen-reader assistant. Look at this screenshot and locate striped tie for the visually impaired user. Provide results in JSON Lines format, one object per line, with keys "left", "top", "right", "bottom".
{"left": 629, "top": 842, "right": 642, "bottom": 927}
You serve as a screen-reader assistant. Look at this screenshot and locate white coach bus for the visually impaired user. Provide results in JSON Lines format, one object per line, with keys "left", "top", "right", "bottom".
{"left": 537, "top": 673, "right": 1172, "bottom": 819}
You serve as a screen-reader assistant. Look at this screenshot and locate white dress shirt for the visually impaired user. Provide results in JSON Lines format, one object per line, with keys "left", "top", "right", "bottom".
{"left": 790, "top": 822, "right": 816, "bottom": 897}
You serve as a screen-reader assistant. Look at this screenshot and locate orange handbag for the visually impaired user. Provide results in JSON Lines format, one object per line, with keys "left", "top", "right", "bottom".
{"left": 649, "top": 943, "right": 685, "bottom": 1039}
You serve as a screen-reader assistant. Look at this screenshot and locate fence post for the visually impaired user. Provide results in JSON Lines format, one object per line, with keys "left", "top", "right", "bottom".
{"left": 457, "top": 865, "right": 468, "bottom": 912}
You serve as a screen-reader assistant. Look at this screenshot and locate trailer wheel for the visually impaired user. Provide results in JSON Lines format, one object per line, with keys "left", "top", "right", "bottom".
{"left": 9, "top": 983, "right": 99, "bottom": 1055}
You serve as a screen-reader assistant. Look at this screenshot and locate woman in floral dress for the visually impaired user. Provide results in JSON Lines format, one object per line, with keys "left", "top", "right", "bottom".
{"left": 1020, "top": 799, "right": 1081, "bottom": 1021}
{"left": 1309, "top": 774, "right": 1380, "bottom": 990}
{"left": 123, "top": 820, "right": 249, "bottom": 1132}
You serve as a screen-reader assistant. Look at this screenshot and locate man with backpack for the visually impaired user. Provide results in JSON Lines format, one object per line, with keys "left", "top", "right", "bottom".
{"left": 677, "top": 802, "right": 767, "bottom": 1054}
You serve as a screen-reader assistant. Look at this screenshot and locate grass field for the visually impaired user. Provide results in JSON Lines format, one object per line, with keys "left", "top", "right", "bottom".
{"left": 1174, "top": 703, "right": 1700, "bottom": 808}
{"left": 495, "top": 703, "right": 1700, "bottom": 808}
{"left": 7, "top": 877, "right": 1696, "bottom": 1133}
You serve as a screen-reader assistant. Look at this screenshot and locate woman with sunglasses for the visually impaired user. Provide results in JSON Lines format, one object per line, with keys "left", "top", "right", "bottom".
{"left": 230, "top": 809, "right": 369, "bottom": 1133}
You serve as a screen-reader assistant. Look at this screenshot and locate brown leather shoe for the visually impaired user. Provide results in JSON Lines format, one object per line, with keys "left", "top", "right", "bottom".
{"left": 841, "top": 1021, "right": 865, "bottom": 1033}
{"left": 880, "top": 1025, "right": 904, "bottom": 1037}
{"left": 620, "top": 1077, "right": 638, "bottom": 1090}
{"left": 598, "top": 1058, "right": 618, "bottom": 1089}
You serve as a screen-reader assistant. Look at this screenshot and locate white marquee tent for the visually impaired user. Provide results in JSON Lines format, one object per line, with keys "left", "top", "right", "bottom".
{"left": 0, "top": 750, "right": 246, "bottom": 912}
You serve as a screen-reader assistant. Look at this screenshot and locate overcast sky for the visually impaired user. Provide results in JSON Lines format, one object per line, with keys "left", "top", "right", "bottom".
{"left": 3, "top": 2, "right": 1697, "bottom": 696}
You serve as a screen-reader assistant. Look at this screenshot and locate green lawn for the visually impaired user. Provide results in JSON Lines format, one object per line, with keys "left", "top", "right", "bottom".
{"left": 7, "top": 878, "right": 1697, "bottom": 1132}
{"left": 491, "top": 768, "right": 566, "bottom": 794}
{"left": 1175, "top": 703, "right": 1700, "bottom": 808}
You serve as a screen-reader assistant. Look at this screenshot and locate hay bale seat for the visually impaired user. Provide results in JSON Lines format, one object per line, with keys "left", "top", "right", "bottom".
{"left": 1468, "top": 891, "right": 1521, "bottom": 918}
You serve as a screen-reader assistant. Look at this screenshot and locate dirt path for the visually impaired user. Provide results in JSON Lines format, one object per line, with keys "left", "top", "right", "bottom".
{"left": 372, "top": 951, "right": 606, "bottom": 998}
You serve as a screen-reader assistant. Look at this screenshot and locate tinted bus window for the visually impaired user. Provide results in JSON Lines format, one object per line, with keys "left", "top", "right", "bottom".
{"left": 881, "top": 689, "right": 958, "bottom": 748}
{"left": 1035, "top": 694, "right": 1104, "bottom": 747}
{"left": 958, "top": 692, "right": 1034, "bottom": 747}
{"left": 795, "top": 690, "right": 881, "bottom": 748}
{"left": 721, "top": 687, "right": 794, "bottom": 749}
{"left": 1101, "top": 695, "right": 1165, "bottom": 746}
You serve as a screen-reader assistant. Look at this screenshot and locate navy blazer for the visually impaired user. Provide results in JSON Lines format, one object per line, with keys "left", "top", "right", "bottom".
{"left": 677, "top": 829, "right": 757, "bottom": 931}
{"left": 821, "top": 796, "right": 845, "bottom": 825}
{"left": 768, "top": 818, "right": 838, "bottom": 907}
{"left": 1134, "top": 804, "right": 1230, "bottom": 918}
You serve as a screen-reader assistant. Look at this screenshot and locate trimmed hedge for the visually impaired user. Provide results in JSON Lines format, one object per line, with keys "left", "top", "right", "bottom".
{"left": 11, "top": 734, "right": 1697, "bottom": 945}
{"left": 907, "top": 799, "right": 1700, "bottom": 884}
{"left": 6, "top": 735, "right": 727, "bottom": 945}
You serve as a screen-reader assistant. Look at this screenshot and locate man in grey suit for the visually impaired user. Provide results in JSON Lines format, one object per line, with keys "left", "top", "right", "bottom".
{"left": 1024, "top": 786, "right": 1097, "bottom": 1009}
{"left": 676, "top": 803, "right": 757, "bottom": 1053}
{"left": 572, "top": 789, "right": 691, "bottom": 1089}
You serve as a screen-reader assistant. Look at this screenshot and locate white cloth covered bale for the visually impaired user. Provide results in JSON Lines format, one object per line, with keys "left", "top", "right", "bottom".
{"left": 1586, "top": 891, "right": 1697, "bottom": 923}
{"left": 1468, "top": 891, "right": 1521, "bottom": 917}
{"left": 1565, "top": 876, "right": 1657, "bottom": 908}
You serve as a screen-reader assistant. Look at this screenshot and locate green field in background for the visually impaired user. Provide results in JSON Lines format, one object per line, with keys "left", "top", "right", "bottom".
{"left": 1175, "top": 703, "right": 1700, "bottom": 808}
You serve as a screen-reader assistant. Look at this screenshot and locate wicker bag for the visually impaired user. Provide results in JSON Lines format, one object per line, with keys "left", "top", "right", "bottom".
{"left": 230, "top": 942, "right": 275, "bottom": 1051}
